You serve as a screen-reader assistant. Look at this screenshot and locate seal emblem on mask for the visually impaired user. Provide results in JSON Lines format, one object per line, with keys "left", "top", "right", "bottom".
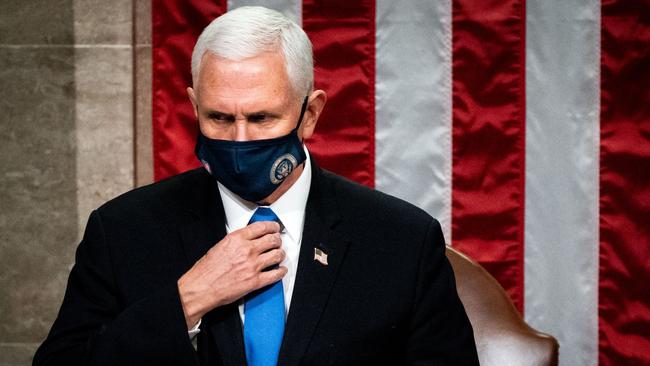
{"left": 270, "top": 153, "right": 298, "bottom": 184}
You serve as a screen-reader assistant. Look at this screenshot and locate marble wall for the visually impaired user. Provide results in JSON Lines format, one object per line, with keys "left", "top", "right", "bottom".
{"left": 135, "top": 0, "right": 153, "bottom": 187}
{"left": 0, "top": 1, "right": 151, "bottom": 365}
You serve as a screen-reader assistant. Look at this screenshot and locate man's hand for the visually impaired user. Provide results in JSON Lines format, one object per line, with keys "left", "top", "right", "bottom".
{"left": 177, "top": 221, "right": 287, "bottom": 329}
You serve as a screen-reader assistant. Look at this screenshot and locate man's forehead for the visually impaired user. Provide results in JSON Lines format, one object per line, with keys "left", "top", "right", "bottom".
{"left": 194, "top": 52, "right": 297, "bottom": 111}
{"left": 198, "top": 51, "right": 286, "bottom": 81}
{"left": 195, "top": 53, "right": 296, "bottom": 114}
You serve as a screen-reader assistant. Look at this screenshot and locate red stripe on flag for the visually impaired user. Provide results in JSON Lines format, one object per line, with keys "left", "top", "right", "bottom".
{"left": 451, "top": 0, "right": 527, "bottom": 312}
{"left": 302, "top": 0, "right": 376, "bottom": 187}
{"left": 152, "top": 0, "right": 227, "bottom": 181}
{"left": 599, "top": 0, "right": 650, "bottom": 364}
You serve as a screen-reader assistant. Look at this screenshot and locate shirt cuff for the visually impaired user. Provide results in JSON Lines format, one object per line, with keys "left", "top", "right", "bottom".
{"left": 188, "top": 318, "right": 202, "bottom": 340}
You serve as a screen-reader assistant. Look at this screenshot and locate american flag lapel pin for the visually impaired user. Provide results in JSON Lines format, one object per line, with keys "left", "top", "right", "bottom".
{"left": 314, "top": 247, "right": 329, "bottom": 266}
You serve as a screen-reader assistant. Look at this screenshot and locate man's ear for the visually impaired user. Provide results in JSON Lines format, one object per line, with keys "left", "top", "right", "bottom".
{"left": 301, "top": 89, "right": 327, "bottom": 140}
{"left": 187, "top": 87, "right": 198, "bottom": 118}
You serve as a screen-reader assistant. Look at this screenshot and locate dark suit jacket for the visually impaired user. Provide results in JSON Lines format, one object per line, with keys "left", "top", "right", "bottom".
{"left": 34, "top": 161, "right": 478, "bottom": 366}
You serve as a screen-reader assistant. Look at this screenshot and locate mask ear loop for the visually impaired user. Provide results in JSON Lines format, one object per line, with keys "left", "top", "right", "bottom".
{"left": 295, "top": 96, "right": 309, "bottom": 141}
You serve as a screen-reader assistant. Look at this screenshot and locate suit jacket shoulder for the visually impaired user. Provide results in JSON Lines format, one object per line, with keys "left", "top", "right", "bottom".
{"left": 33, "top": 169, "right": 220, "bottom": 366}
{"left": 97, "top": 168, "right": 217, "bottom": 224}
{"left": 316, "top": 168, "right": 439, "bottom": 253}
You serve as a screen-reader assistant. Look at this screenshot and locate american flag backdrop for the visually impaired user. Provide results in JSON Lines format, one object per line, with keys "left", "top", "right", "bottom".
{"left": 150, "top": 1, "right": 650, "bottom": 365}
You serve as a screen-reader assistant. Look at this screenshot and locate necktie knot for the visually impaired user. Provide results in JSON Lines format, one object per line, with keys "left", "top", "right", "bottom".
{"left": 248, "top": 207, "right": 281, "bottom": 225}
{"left": 249, "top": 207, "right": 284, "bottom": 233}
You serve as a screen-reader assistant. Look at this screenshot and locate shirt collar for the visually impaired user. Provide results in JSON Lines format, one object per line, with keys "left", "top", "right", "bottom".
{"left": 218, "top": 146, "right": 312, "bottom": 243}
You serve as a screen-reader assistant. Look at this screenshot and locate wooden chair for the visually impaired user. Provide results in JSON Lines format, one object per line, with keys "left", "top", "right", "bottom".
{"left": 446, "top": 246, "right": 559, "bottom": 366}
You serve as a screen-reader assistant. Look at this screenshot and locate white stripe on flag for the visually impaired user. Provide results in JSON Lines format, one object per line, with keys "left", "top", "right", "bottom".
{"left": 375, "top": 0, "right": 453, "bottom": 240}
{"left": 228, "top": 0, "right": 302, "bottom": 25}
{"left": 524, "top": 1, "right": 600, "bottom": 365}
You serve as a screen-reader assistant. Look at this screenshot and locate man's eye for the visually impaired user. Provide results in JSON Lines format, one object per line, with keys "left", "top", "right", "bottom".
{"left": 248, "top": 114, "right": 268, "bottom": 123}
{"left": 208, "top": 113, "right": 232, "bottom": 122}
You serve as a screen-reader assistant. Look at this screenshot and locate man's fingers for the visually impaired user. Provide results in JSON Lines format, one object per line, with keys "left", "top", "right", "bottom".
{"left": 256, "top": 266, "right": 288, "bottom": 289}
{"left": 257, "top": 248, "right": 285, "bottom": 271}
{"left": 251, "top": 233, "right": 282, "bottom": 254}
{"left": 240, "top": 220, "right": 281, "bottom": 239}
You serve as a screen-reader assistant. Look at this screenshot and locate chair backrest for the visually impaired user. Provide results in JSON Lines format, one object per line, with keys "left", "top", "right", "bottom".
{"left": 446, "top": 246, "right": 559, "bottom": 366}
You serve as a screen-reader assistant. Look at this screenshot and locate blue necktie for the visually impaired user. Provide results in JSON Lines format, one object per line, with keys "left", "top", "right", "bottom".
{"left": 244, "top": 207, "right": 285, "bottom": 366}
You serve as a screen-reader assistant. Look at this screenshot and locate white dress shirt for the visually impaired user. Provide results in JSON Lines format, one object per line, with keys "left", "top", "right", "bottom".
{"left": 188, "top": 147, "right": 312, "bottom": 338}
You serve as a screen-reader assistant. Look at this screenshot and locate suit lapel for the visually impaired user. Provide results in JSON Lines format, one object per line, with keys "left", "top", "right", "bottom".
{"left": 177, "top": 170, "right": 246, "bottom": 366}
{"left": 205, "top": 304, "right": 246, "bottom": 366}
{"left": 179, "top": 215, "right": 224, "bottom": 269}
{"left": 278, "top": 163, "right": 351, "bottom": 366}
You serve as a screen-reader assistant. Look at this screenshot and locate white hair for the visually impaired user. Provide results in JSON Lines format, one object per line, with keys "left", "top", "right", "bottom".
{"left": 191, "top": 6, "right": 313, "bottom": 96}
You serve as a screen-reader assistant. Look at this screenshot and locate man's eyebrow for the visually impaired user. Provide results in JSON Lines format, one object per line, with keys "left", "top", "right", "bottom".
{"left": 204, "top": 109, "right": 233, "bottom": 118}
{"left": 203, "top": 109, "right": 281, "bottom": 117}
{"left": 244, "top": 110, "right": 282, "bottom": 118}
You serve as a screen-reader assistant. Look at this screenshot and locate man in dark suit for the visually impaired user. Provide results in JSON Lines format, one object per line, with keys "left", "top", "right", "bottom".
{"left": 34, "top": 6, "right": 478, "bottom": 366}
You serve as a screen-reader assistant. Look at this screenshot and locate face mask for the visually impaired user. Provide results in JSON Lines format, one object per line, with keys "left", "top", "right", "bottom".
{"left": 195, "top": 97, "right": 309, "bottom": 202}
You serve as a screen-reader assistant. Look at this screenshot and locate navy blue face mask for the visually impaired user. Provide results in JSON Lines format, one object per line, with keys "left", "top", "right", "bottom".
{"left": 195, "top": 97, "right": 309, "bottom": 203}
